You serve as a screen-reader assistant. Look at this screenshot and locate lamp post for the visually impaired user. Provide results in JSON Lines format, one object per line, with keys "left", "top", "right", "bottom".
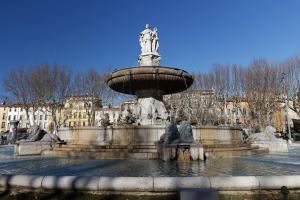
{"left": 281, "top": 72, "right": 292, "bottom": 142}
{"left": 285, "top": 99, "right": 292, "bottom": 142}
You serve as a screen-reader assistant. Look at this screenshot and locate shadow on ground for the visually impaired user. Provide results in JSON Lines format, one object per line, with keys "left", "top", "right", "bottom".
{"left": 0, "top": 190, "right": 177, "bottom": 200}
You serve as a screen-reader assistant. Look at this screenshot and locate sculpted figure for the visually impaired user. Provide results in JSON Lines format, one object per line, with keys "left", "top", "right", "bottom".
{"left": 178, "top": 121, "right": 194, "bottom": 143}
{"left": 160, "top": 122, "right": 180, "bottom": 144}
{"left": 26, "top": 125, "right": 46, "bottom": 141}
{"left": 119, "top": 107, "right": 135, "bottom": 124}
{"left": 153, "top": 108, "right": 158, "bottom": 120}
{"left": 138, "top": 24, "right": 161, "bottom": 66}
{"left": 152, "top": 27, "right": 159, "bottom": 54}
{"left": 100, "top": 113, "right": 111, "bottom": 127}
{"left": 139, "top": 24, "right": 152, "bottom": 53}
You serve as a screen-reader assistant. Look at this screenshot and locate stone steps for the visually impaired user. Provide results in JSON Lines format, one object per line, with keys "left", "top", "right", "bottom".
{"left": 131, "top": 148, "right": 157, "bottom": 153}
{"left": 59, "top": 144, "right": 128, "bottom": 149}
{"left": 42, "top": 142, "right": 159, "bottom": 159}
{"left": 203, "top": 144, "right": 267, "bottom": 158}
{"left": 42, "top": 149, "right": 158, "bottom": 159}
{"left": 50, "top": 146, "right": 158, "bottom": 153}
{"left": 204, "top": 146, "right": 259, "bottom": 152}
{"left": 58, "top": 144, "right": 157, "bottom": 149}
{"left": 202, "top": 143, "right": 251, "bottom": 148}
{"left": 44, "top": 142, "right": 268, "bottom": 159}
{"left": 51, "top": 147, "right": 129, "bottom": 152}
{"left": 252, "top": 147, "right": 269, "bottom": 154}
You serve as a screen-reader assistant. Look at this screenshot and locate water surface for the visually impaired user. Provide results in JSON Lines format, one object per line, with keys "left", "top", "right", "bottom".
{"left": 0, "top": 144, "right": 299, "bottom": 176}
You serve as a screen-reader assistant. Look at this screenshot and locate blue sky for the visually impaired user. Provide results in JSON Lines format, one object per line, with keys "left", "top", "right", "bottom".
{"left": 1, "top": 0, "right": 300, "bottom": 78}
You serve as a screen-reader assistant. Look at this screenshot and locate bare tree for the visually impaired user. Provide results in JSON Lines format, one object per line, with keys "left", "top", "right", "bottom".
{"left": 244, "top": 59, "right": 281, "bottom": 129}
{"left": 29, "top": 64, "right": 72, "bottom": 134}
{"left": 3, "top": 66, "right": 35, "bottom": 126}
{"left": 72, "top": 68, "right": 103, "bottom": 126}
{"left": 210, "top": 64, "right": 231, "bottom": 124}
{"left": 280, "top": 55, "right": 300, "bottom": 117}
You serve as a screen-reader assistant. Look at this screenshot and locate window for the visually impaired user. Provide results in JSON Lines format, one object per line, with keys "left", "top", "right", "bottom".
{"left": 69, "top": 122, "right": 71, "bottom": 127}
{"left": 20, "top": 108, "right": 23, "bottom": 112}
{"left": 19, "top": 116, "right": 22, "bottom": 120}
{"left": 40, "top": 115, "right": 43, "bottom": 120}
{"left": 74, "top": 112, "right": 77, "bottom": 118}
{"left": 8, "top": 115, "right": 11, "bottom": 120}
{"left": 14, "top": 108, "right": 16, "bottom": 112}
{"left": 45, "top": 115, "right": 47, "bottom": 120}
{"left": 83, "top": 122, "right": 85, "bottom": 126}
{"left": 1, "top": 122, "right": 5, "bottom": 128}
{"left": 79, "top": 112, "right": 81, "bottom": 119}
{"left": 13, "top": 115, "right": 16, "bottom": 120}
{"left": 74, "top": 122, "right": 77, "bottom": 127}
{"left": 2, "top": 114, "right": 5, "bottom": 120}
{"left": 9, "top": 108, "right": 11, "bottom": 112}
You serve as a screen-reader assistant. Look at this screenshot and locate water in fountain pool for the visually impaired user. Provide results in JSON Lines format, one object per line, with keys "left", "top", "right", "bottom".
{"left": 0, "top": 144, "right": 299, "bottom": 176}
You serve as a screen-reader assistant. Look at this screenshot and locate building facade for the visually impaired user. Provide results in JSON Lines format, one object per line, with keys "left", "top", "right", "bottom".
{"left": 0, "top": 104, "right": 52, "bottom": 132}
{"left": 0, "top": 104, "right": 7, "bottom": 133}
{"left": 0, "top": 91, "right": 298, "bottom": 133}
{"left": 61, "top": 96, "right": 102, "bottom": 127}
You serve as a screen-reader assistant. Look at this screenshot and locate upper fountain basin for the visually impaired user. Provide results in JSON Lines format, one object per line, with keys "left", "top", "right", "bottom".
{"left": 106, "top": 66, "right": 194, "bottom": 98}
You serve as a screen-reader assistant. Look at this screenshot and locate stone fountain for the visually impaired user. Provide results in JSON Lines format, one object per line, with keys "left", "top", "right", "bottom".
{"left": 37, "top": 25, "right": 269, "bottom": 160}
{"left": 106, "top": 24, "right": 204, "bottom": 161}
{"left": 106, "top": 24, "right": 193, "bottom": 126}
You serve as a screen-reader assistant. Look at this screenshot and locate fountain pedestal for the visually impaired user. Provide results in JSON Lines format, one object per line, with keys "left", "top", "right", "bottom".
{"left": 133, "top": 97, "right": 168, "bottom": 125}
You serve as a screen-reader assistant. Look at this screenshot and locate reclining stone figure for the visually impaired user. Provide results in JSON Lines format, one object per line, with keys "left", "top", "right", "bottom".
{"left": 26, "top": 125, "right": 47, "bottom": 142}
{"left": 25, "top": 124, "right": 62, "bottom": 143}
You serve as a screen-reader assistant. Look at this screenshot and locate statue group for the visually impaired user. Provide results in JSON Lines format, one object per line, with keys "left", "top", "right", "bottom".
{"left": 139, "top": 24, "right": 159, "bottom": 55}
{"left": 138, "top": 24, "right": 161, "bottom": 66}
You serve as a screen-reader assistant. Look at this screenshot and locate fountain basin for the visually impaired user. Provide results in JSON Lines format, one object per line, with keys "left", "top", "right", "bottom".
{"left": 34, "top": 125, "right": 267, "bottom": 159}
{"left": 106, "top": 66, "right": 194, "bottom": 99}
{"left": 1, "top": 144, "right": 300, "bottom": 176}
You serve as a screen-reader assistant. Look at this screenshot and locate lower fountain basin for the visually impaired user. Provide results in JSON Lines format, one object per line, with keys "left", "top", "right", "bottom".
{"left": 0, "top": 144, "right": 299, "bottom": 176}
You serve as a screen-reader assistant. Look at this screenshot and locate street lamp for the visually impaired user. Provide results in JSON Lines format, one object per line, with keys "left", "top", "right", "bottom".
{"left": 280, "top": 72, "right": 292, "bottom": 142}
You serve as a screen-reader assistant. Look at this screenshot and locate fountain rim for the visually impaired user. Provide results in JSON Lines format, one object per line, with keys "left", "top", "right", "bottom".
{"left": 111, "top": 65, "right": 191, "bottom": 72}
{"left": 105, "top": 65, "right": 194, "bottom": 98}
{"left": 106, "top": 65, "right": 194, "bottom": 83}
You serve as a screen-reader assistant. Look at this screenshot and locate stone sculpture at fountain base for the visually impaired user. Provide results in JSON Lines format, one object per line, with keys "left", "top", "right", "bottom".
{"left": 15, "top": 125, "right": 64, "bottom": 156}
{"left": 157, "top": 143, "right": 204, "bottom": 161}
{"left": 134, "top": 97, "right": 168, "bottom": 125}
{"left": 249, "top": 126, "right": 288, "bottom": 152}
{"left": 157, "top": 121, "right": 204, "bottom": 161}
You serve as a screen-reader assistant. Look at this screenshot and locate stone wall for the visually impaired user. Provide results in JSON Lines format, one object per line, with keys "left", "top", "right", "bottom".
{"left": 57, "top": 125, "right": 242, "bottom": 146}
{"left": 15, "top": 141, "right": 52, "bottom": 156}
{"left": 0, "top": 174, "right": 300, "bottom": 192}
{"left": 194, "top": 125, "right": 242, "bottom": 145}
